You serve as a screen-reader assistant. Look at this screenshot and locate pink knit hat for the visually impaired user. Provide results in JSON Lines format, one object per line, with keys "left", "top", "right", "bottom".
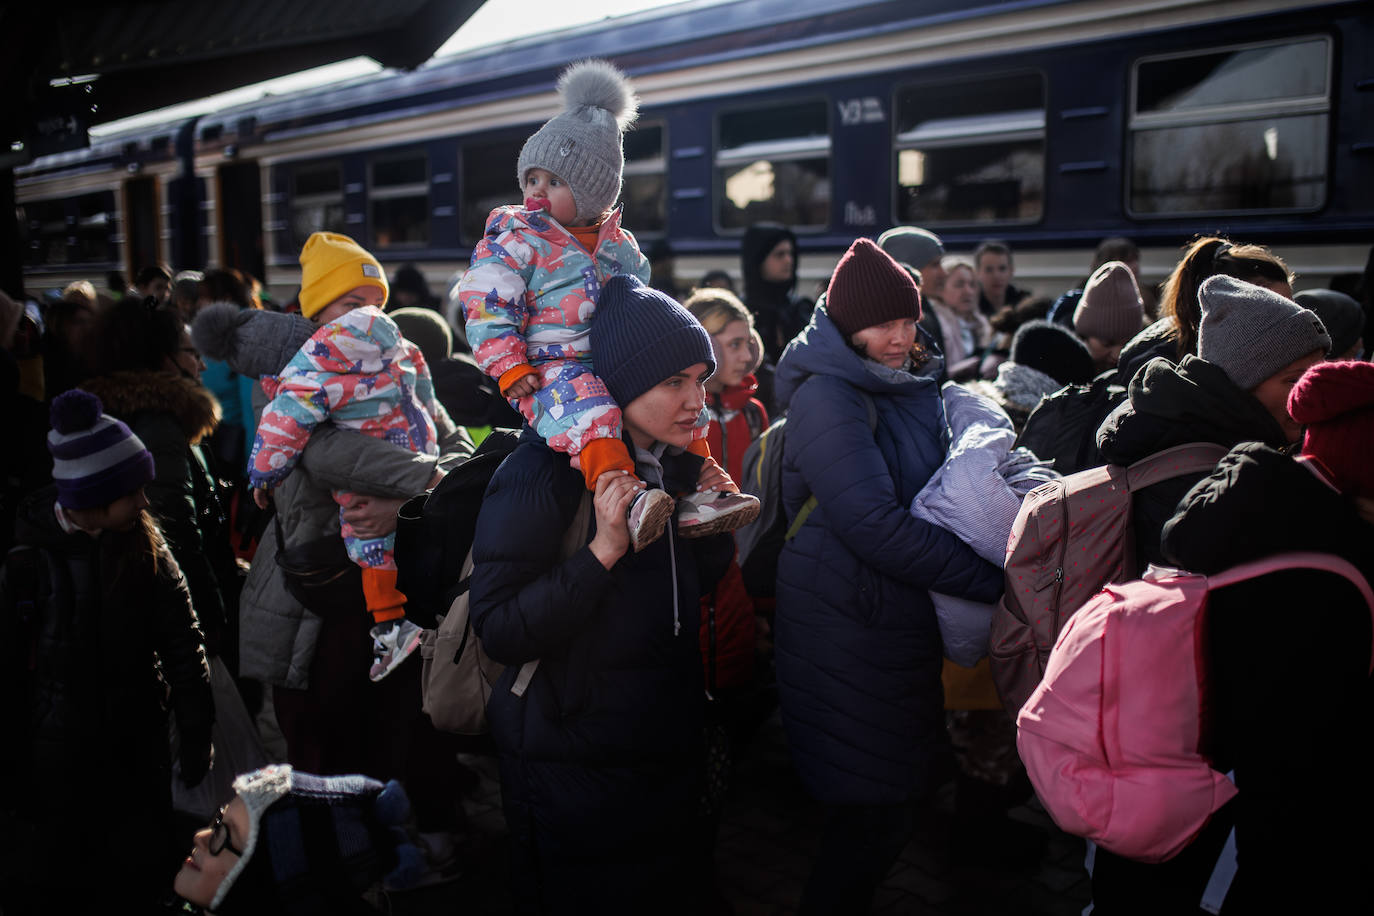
{"left": 1074, "top": 261, "right": 1144, "bottom": 345}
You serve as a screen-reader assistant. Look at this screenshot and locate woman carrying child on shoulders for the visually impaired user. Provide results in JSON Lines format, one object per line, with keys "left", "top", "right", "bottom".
{"left": 457, "top": 59, "right": 755, "bottom": 555}
{"left": 469, "top": 276, "right": 736, "bottom": 913}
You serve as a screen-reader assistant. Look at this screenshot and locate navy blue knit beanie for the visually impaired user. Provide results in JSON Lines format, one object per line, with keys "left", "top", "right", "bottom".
{"left": 593, "top": 275, "right": 715, "bottom": 405}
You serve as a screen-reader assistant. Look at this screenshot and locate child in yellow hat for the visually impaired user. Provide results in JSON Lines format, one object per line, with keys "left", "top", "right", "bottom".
{"left": 250, "top": 231, "right": 447, "bottom": 681}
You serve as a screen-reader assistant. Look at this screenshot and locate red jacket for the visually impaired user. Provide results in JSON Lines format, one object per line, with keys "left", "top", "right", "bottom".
{"left": 705, "top": 375, "right": 768, "bottom": 485}
{"left": 700, "top": 376, "right": 769, "bottom": 690}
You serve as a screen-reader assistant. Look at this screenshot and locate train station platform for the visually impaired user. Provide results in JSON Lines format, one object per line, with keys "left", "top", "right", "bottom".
{"left": 387, "top": 710, "right": 1093, "bottom": 915}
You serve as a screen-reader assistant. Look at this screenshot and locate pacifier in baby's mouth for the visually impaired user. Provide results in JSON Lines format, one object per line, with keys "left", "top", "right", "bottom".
{"left": 524, "top": 197, "right": 551, "bottom": 212}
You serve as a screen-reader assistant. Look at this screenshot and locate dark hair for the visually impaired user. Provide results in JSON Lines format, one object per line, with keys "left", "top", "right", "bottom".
{"left": 989, "top": 296, "right": 1053, "bottom": 334}
{"left": 135, "top": 265, "right": 172, "bottom": 287}
{"left": 698, "top": 269, "right": 735, "bottom": 293}
{"left": 91, "top": 299, "right": 187, "bottom": 375}
{"left": 974, "top": 240, "right": 1012, "bottom": 269}
{"left": 201, "top": 268, "right": 257, "bottom": 310}
{"left": 1092, "top": 237, "right": 1139, "bottom": 271}
{"left": 1160, "top": 236, "right": 1291, "bottom": 359}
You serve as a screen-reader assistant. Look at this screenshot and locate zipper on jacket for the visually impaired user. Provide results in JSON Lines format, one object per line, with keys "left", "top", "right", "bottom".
{"left": 1050, "top": 483, "right": 1069, "bottom": 639}
{"left": 668, "top": 525, "right": 681, "bottom": 636}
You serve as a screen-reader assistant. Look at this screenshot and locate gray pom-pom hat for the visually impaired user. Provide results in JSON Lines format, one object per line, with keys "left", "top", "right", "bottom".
{"left": 191, "top": 302, "right": 317, "bottom": 379}
{"left": 516, "top": 59, "right": 639, "bottom": 224}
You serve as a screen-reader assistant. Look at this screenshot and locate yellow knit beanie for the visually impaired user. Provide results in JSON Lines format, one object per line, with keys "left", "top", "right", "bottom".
{"left": 298, "top": 232, "right": 388, "bottom": 319}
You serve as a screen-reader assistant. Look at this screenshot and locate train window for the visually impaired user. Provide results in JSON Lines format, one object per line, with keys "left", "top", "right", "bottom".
{"left": 622, "top": 123, "right": 666, "bottom": 235}
{"left": 461, "top": 137, "right": 523, "bottom": 243}
{"left": 1128, "top": 37, "right": 1330, "bottom": 215}
{"left": 893, "top": 73, "right": 1044, "bottom": 225}
{"left": 22, "top": 192, "right": 117, "bottom": 267}
{"left": 715, "top": 99, "right": 830, "bottom": 231}
{"left": 289, "top": 161, "right": 346, "bottom": 252}
{"left": 370, "top": 152, "right": 430, "bottom": 248}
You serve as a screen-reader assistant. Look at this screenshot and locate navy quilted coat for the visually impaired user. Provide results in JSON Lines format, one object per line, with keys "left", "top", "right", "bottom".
{"left": 470, "top": 432, "right": 732, "bottom": 912}
{"left": 774, "top": 307, "right": 1003, "bottom": 805}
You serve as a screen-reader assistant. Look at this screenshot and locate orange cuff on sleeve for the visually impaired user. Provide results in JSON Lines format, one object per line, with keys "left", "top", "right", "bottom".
{"left": 361, "top": 567, "right": 407, "bottom": 624}
{"left": 578, "top": 437, "right": 636, "bottom": 491}
{"left": 498, "top": 364, "right": 538, "bottom": 396}
{"left": 687, "top": 439, "right": 711, "bottom": 458}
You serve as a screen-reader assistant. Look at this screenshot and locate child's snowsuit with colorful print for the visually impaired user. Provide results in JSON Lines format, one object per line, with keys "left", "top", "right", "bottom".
{"left": 249, "top": 306, "right": 439, "bottom": 589}
{"left": 459, "top": 204, "right": 706, "bottom": 467}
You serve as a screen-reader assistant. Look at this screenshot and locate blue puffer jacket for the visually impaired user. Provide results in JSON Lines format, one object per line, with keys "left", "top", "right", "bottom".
{"left": 469, "top": 431, "right": 732, "bottom": 912}
{"left": 774, "top": 306, "right": 1004, "bottom": 805}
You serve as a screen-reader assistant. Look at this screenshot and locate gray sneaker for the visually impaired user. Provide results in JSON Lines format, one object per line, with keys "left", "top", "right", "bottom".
{"left": 626, "top": 488, "right": 675, "bottom": 552}
{"left": 676, "top": 489, "right": 761, "bottom": 538}
{"left": 369, "top": 618, "right": 423, "bottom": 682}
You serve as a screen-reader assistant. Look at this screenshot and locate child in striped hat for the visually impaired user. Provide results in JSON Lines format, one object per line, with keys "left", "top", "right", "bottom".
{"left": 48, "top": 387, "right": 156, "bottom": 532}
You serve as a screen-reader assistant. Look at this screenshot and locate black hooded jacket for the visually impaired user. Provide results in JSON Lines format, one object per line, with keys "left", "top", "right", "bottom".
{"left": 1088, "top": 444, "right": 1373, "bottom": 914}
{"left": 1096, "top": 355, "right": 1289, "bottom": 573}
{"left": 740, "top": 224, "right": 813, "bottom": 363}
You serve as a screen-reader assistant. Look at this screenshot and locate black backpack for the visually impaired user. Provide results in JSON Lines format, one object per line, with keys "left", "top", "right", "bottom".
{"left": 734, "top": 387, "right": 876, "bottom": 599}
{"left": 394, "top": 429, "right": 521, "bottom": 629}
{"left": 1015, "top": 370, "right": 1126, "bottom": 476}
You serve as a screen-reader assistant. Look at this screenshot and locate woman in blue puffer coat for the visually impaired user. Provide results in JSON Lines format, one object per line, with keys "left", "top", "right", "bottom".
{"left": 469, "top": 276, "right": 735, "bottom": 914}
{"left": 774, "top": 239, "right": 1004, "bottom": 913}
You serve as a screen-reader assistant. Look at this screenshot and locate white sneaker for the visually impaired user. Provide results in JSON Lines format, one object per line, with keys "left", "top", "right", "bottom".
{"left": 369, "top": 618, "right": 423, "bottom": 682}
{"left": 626, "top": 488, "right": 675, "bottom": 552}
{"left": 676, "top": 489, "right": 761, "bottom": 538}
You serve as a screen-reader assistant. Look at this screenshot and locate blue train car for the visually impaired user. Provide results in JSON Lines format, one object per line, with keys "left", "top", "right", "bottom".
{"left": 16, "top": 0, "right": 1373, "bottom": 304}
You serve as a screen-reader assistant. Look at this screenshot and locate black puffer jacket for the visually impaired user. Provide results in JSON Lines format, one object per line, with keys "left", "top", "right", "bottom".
{"left": 470, "top": 432, "right": 732, "bottom": 913}
{"left": 1096, "top": 356, "right": 1289, "bottom": 574}
{"left": 2, "top": 486, "right": 213, "bottom": 804}
{"left": 82, "top": 370, "right": 238, "bottom": 659}
{"left": 1090, "top": 444, "right": 1373, "bottom": 914}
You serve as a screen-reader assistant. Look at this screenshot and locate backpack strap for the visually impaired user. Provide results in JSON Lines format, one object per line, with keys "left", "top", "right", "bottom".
{"left": 509, "top": 489, "right": 594, "bottom": 698}
{"left": 1204, "top": 551, "right": 1374, "bottom": 674}
{"left": 784, "top": 389, "right": 878, "bottom": 542}
{"left": 1124, "top": 442, "right": 1230, "bottom": 492}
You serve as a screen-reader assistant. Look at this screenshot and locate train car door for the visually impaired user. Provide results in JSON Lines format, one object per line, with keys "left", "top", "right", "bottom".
{"left": 123, "top": 176, "right": 160, "bottom": 277}
{"left": 218, "top": 160, "right": 264, "bottom": 280}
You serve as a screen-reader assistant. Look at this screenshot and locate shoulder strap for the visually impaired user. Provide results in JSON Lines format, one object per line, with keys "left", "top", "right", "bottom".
{"left": 1125, "top": 442, "right": 1230, "bottom": 492}
{"left": 785, "top": 389, "right": 878, "bottom": 542}
{"left": 1205, "top": 551, "right": 1374, "bottom": 674}
{"left": 510, "top": 489, "right": 593, "bottom": 699}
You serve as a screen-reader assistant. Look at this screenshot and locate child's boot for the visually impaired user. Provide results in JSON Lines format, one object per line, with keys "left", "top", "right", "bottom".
{"left": 627, "top": 488, "right": 675, "bottom": 552}
{"left": 676, "top": 490, "right": 761, "bottom": 538}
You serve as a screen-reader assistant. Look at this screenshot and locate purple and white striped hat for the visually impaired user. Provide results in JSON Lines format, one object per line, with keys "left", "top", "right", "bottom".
{"left": 47, "top": 390, "right": 155, "bottom": 510}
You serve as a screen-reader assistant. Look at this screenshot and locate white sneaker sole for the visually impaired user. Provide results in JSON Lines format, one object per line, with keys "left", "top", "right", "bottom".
{"left": 678, "top": 496, "right": 761, "bottom": 539}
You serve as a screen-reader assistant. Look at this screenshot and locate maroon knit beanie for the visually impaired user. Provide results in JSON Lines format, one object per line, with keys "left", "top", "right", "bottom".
{"left": 1288, "top": 360, "right": 1374, "bottom": 498}
{"left": 825, "top": 238, "right": 922, "bottom": 340}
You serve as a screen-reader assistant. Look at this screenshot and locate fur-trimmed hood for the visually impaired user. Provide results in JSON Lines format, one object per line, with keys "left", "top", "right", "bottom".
{"left": 82, "top": 370, "right": 221, "bottom": 445}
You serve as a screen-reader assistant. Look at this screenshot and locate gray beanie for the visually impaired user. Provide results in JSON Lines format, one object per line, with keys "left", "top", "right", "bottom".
{"left": 1197, "top": 275, "right": 1331, "bottom": 390}
{"left": 877, "top": 226, "right": 944, "bottom": 271}
{"left": 516, "top": 59, "right": 638, "bottom": 224}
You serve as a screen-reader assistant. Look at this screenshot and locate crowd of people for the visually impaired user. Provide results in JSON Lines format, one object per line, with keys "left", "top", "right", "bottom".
{"left": 3, "top": 57, "right": 1373, "bottom": 916}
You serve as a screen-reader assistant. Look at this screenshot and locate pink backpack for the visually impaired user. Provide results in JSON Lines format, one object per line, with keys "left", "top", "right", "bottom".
{"left": 1017, "top": 552, "right": 1374, "bottom": 863}
{"left": 989, "top": 442, "right": 1228, "bottom": 717}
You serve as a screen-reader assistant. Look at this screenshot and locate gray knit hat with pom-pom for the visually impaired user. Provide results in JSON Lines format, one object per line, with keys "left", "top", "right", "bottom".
{"left": 191, "top": 303, "right": 317, "bottom": 380}
{"left": 516, "top": 59, "right": 639, "bottom": 223}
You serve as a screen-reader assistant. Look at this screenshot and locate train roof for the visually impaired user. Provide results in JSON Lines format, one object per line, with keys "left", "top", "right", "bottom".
{"left": 22, "top": 0, "right": 1076, "bottom": 174}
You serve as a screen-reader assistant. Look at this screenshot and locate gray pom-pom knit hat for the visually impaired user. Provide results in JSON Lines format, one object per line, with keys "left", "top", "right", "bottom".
{"left": 516, "top": 59, "right": 639, "bottom": 224}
